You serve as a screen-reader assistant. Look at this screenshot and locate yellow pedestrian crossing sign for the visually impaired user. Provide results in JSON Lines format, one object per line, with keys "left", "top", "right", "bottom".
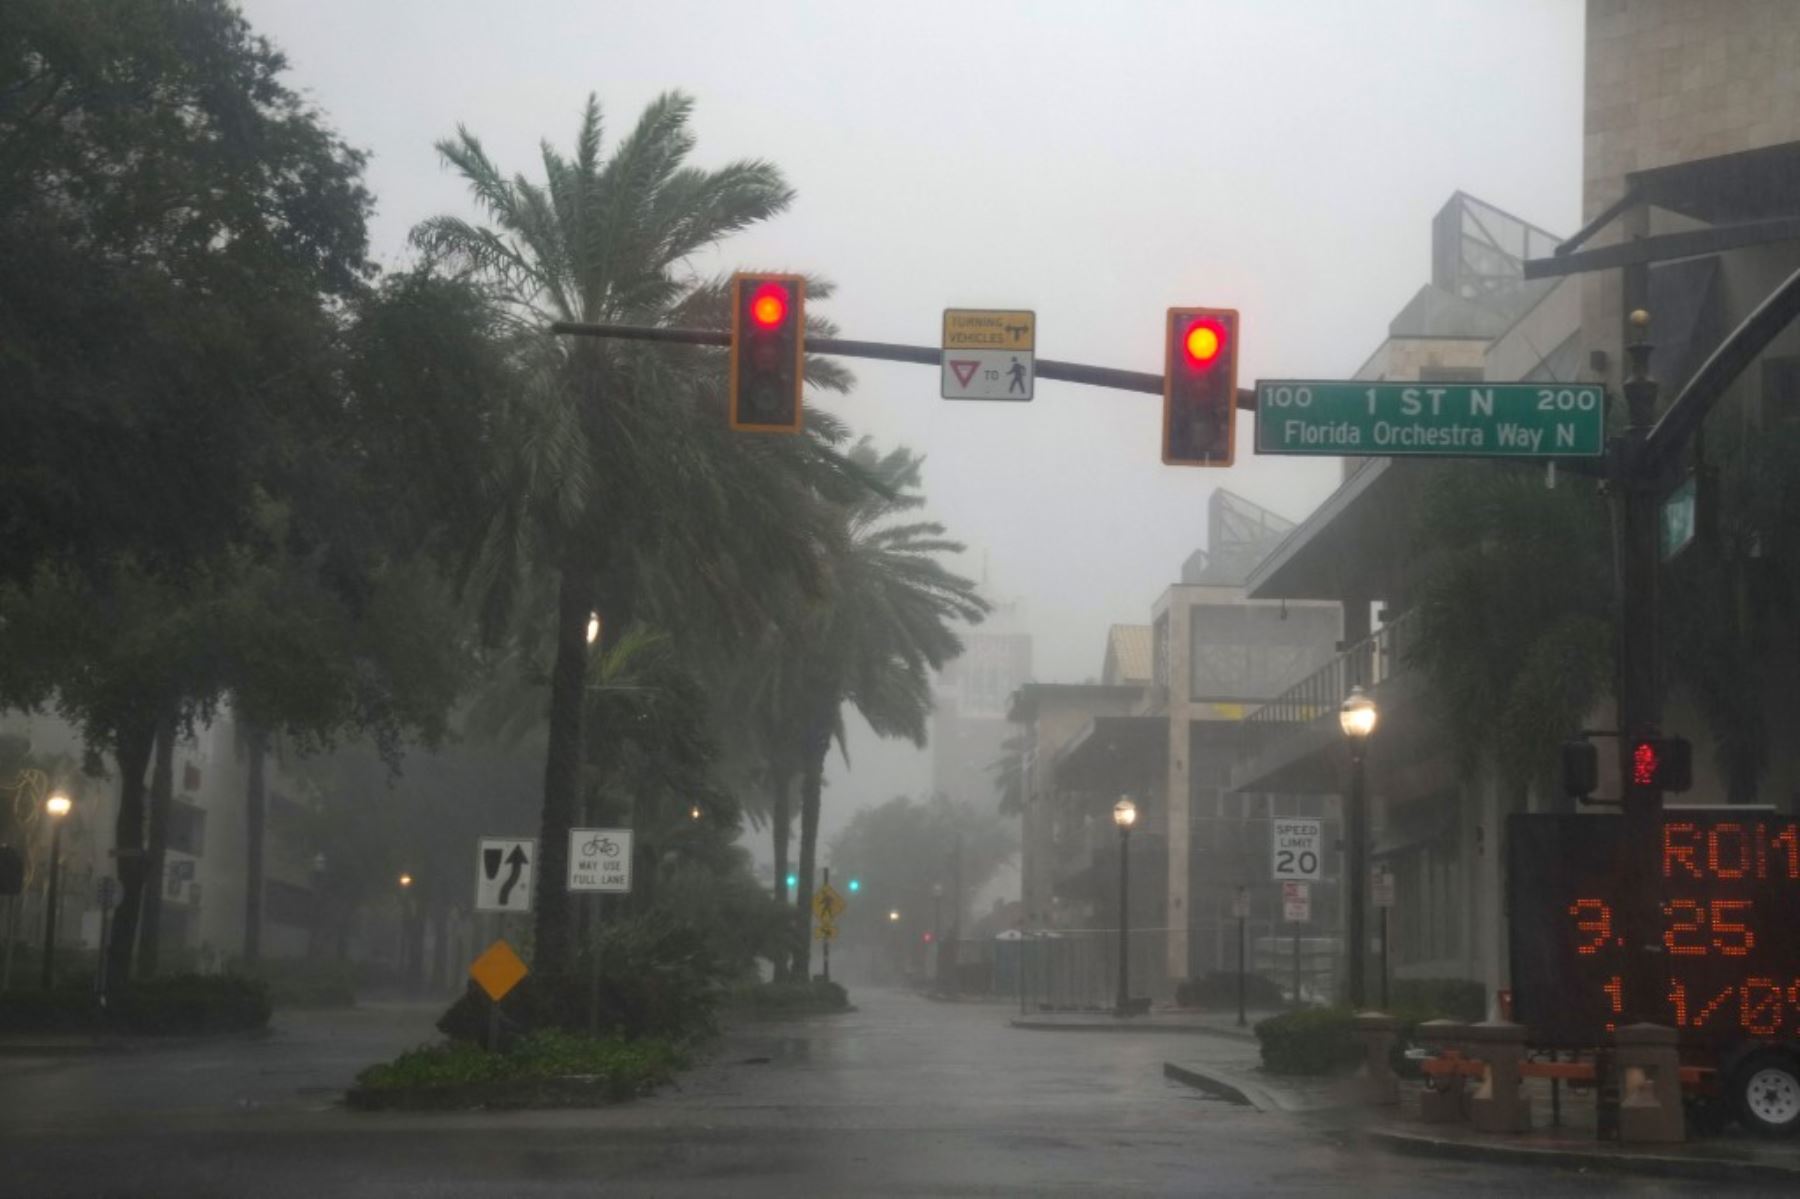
{"left": 812, "top": 882, "right": 846, "bottom": 920}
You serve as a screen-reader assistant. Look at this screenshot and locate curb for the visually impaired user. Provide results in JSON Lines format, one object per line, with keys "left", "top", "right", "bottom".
{"left": 1364, "top": 1127, "right": 1800, "bottom": 1185}
{"left": 1010, "top": 1018, "right": 1256, "bottom": 1043}
{"left": 1162, "top": 1061, "right": 1257, "bottom": 1108}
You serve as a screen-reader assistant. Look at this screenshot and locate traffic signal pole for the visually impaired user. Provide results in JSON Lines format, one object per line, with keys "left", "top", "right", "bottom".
{"left": 549, "top": 320, "right": 1253, "bottom": 407}
{"left": 1606, "top": 263, "right": 1800, "bottom": 1030}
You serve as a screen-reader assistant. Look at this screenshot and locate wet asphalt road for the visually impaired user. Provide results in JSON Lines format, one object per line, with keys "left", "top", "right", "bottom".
{"left": 0, "top": 988, "right": 1731, "bottom": 1197}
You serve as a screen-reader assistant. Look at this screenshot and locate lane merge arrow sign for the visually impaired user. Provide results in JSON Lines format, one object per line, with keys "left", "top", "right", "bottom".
{"left": 476, "top": 836, "right": 537, "bottom": 913}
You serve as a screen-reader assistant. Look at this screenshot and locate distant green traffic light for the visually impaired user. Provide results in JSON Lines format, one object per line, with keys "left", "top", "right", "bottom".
{"left": 785, "top": 873, "right": 797, "bottom": 889}
{"left": 847, "top": 878, "right": 861, "bottom": 893}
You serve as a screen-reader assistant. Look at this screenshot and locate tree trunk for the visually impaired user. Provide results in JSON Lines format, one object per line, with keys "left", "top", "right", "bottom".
{"left": 770, "top": 771, "right": 792, "bottom": 982}
{"left": 106, "top": 716, "right": 157, "bottom": 992}
{"left": 535, "top": 558, "right": 591, "bottom": 973}
{"left": 242, "top": 726, "right": 268, "bottom": 965}
{"left": 791, "top": 713, "right": 832, "bottom": 980}
{"left": 137, "top": 709, "right": 177, "bottom": 977}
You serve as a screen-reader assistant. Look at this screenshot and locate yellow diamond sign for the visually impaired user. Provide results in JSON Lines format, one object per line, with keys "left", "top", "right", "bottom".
{"left": 469, "top": 939, "right": 528, "bottom": 1002}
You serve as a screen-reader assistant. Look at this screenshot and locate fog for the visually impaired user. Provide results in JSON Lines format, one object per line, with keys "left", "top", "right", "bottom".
{"left": 239, "top": 0, "right": 1586, "bottom": 848}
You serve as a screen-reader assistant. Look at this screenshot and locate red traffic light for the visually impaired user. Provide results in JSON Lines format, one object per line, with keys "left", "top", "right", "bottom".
{"left": 1628, "top": 736, "right": 1692, "bottom": 792}
{"left": 922, "top": 931, "right": 934, "bottom": 944}
{"left": 729, "top": 272, "right": 805, "bottom": 434}
{"left": 1183, "top": 319, "right": 1226, "bottom": 367}
{"left": 1163, "top": 307, "right": 1239, "bottom": 468}
{"left": 749, "top": 282, "right": 788, "bottom": 330}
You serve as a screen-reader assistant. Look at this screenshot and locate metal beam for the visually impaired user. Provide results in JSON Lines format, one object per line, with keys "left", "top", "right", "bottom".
{"left": 549, "top": 319, "right": 1258, "bottom": 409}
{"left": 1645, "top": 261, "right": 1800, "bottom": 472}
{"left": 1524, "top": 215, "right": 1800, "bottom": 279}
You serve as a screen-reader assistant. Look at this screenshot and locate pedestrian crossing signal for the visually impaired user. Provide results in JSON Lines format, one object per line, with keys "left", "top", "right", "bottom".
{"left": 730, "top": 273, "right": 805, "bottom": 433}
{"left": 1163, "top": 308, "right": 1238, "bottom": 467}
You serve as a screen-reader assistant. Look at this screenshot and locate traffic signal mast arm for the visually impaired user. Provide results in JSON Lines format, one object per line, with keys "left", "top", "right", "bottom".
{"left": 549, "top": 320, "right": 1259, "bottom": 408}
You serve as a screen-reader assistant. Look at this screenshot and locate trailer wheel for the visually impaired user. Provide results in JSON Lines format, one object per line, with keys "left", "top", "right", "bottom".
{"left": 1730, "top": 1050, "right": 1800, "bottom": 1137}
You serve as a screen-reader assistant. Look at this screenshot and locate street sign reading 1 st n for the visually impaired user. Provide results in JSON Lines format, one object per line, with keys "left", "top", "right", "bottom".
{"left": 1255, "top": 381, "right": 1606, "bottom": 459}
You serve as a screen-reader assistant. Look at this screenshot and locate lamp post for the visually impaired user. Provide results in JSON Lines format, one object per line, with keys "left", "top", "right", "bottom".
{"left": 931, "top": 883, "right": 944, "bottom": 990}
{"left": 1339, "top": 685, "right": 1378, "bottom": 1009}
{"left": 1112, "top": 796, "right": 1137, "bottom": 1017}
{"left": 40, "top": 792, "right": 72, "bottom": 989}
{"left": 397, "top": 872, "right": 414, "bottom": 990}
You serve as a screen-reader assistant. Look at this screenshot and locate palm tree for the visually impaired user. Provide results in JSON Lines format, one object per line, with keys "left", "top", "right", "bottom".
{"left": 784, "top": 442, "right": 989, "bottom": 979}
{"left": 412, "top": 92, "right": 860, "bottom": 970}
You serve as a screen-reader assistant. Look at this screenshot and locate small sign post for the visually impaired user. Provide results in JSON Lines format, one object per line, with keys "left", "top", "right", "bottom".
{"left": 469, "top": 939, "right": 529, "bottom": 1051}
{"left": 1372, "top": 866, "right": 1395, "bottom": 1010}
{"left": 1233, "top": 885, "right": 1251, "bottom": 1027}
{"left": 1283, "top": 882, "right": 1310, "bottom": 1007}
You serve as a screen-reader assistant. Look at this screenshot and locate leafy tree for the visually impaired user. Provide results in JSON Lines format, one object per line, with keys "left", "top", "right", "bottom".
{"left": 825, "top": 794, "right": 1017, "bottom": 948}
{"left": 0, "top": 0, "right": 372, "bottom": 587}
{"left": 413, "top": 92, "right": 862, "bottom": 971}
{"left": 783, "top": 444, "right": 988, "bottom": 979}
{"left": 1404, "top": 467, "right": 1612, "bottom": 802}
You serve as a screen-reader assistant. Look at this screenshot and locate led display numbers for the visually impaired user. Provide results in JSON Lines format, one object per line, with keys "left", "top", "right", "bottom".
{"left": 1509, "top": 812, "right": 1800, "bottom": 1046}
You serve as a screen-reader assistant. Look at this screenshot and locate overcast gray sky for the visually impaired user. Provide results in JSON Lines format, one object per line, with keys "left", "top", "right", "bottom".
{"left": 240, "top": 0, "right": 1586, "bottom": 852}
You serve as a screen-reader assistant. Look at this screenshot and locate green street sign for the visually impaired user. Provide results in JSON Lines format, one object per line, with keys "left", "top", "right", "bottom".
{"left": 1254, "top": 380, "right": 1606, "bottom": 458}
{"left": 1660, "top": 475, "right": 1696, "bottom": 561}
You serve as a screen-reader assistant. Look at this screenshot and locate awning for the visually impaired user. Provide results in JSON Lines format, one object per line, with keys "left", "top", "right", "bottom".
{"left": 1053, "top": 715, "right": 1166, "bottom": 792}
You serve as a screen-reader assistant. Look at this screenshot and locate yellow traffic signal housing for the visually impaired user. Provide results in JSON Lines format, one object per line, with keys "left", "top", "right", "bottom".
{"left": 1163, "top": 307, "right": 1239, "bottom": 467}
{"left": 729, "top": 273, "right": 806, "bottom": 432}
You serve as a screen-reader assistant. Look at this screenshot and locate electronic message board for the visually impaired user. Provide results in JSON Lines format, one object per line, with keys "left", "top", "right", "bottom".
{"left": 1509, "top": 811, "right": 1800, "bottom": 1047}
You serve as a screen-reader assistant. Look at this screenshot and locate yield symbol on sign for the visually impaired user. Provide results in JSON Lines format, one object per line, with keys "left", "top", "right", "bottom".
{"left": 498, "top": 846, "right": 529, "bottom": 905}
{"left": 950, "top": 360, "right": 980, "bottom": 387}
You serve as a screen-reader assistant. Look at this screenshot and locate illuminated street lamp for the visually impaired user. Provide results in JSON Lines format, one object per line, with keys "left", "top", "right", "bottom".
{"left": 586, "top": 612, "right": 602, "bottom": 646}
{"left": 398, "top": 872, "right": 414, "bottom": 889}
{"left": 41, "top": 792, "right": 72, "bottom": 989}
{"left": 689, "top": 804, "right": 703, "bottom": 821}
{"left": 1340, "top": 685, "right": 1378, "bottom": 1009}
{"left": 1113, "top": 796, "right": 1137, "bottom": 1017}
{"left": 888, "top": 909, "right": 901, "bottom": 923}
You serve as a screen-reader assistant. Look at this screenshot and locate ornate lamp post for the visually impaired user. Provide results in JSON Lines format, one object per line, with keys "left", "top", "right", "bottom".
{"left": 1339, "top": 685, "right": 1378, "bottom": 1008}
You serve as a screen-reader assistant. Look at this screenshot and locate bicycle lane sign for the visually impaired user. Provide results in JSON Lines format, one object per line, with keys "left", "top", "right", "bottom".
{"left": 568, "top": 828, "right": 633, "bottom": 893}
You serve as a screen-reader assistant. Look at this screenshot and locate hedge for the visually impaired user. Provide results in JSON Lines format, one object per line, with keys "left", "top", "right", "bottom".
{"left": 1254, "top": 1007, "right": 1364, "bottom": 1075}
{"left": 347, "top": 1029, "right": 679, "bottom": 1110}
{"left": 1174, "top": 971, "right": 1285, "bottom": 1011}
{"left": 722, "top": 977, "right": 850, "bottom": 1015}
{"left": 0, "top": 973, "right": 271, "bottom": 1036}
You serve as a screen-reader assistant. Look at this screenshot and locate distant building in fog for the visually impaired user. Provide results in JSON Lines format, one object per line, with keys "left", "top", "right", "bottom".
{"left": 929, "top": 598, "right": 1032, "bottom": 812}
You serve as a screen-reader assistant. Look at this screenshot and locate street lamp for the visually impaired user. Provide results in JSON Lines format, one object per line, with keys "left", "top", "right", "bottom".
{"left": 41, "top": 792, "right": 72, "bottom": 990}
{"left": 689, "top": 804, "right": 703, "bottom": 821}
{"left": 396, "top": 872, "right": 415, "bottom": 990}
{"left": 586, "top": 612, "right": 602, "bottom": 646}
{"left": 888, "top": 909, "right": 900, "bottom": 922}
{"left": 1113, "top": 796, "right": 1137, "bottom": 1017}
{"left": 1340, "top": 685, "right": 1378, "bottom": 1009}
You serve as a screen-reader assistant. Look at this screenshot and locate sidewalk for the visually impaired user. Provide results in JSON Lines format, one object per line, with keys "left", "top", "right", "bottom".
{"left": 1010, "top": 1007, "right": 1275, "bottom": 1043}
{"left": 1163, "top": 1059, "right": 1800, "bottom": 1183}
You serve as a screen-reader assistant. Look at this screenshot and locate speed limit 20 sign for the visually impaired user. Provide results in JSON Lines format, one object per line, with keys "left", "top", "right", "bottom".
{"left": 1272, "top": 818, "right": 1323, "bottom": 881}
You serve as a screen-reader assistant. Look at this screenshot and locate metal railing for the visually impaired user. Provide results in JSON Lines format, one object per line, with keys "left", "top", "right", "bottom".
{"left": 1240, "top": 610, "right": 1417, "bottom": 763}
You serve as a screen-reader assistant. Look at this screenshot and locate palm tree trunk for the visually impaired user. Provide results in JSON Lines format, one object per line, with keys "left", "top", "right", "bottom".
{"left": 106, "top": 715, "right": 157, "bottom": 992}
{"left": 137, "top": 709, "right": 177, "bottom": 977}
{"left": 243, "top": 726, "right": 268, "bottom": 965}
{"left": 792, "top": 716, "right": 832, "bottom": 981}
{"left": 770, "top": 770, "right": 792, "bottom": 982}
{"left": 535, "top": 558, "right": 591, "bottom": 972}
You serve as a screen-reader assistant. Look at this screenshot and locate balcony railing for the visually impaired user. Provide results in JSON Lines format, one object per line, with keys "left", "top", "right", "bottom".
{"left": 1240, "top": 610, "right": 1417, "bottom": 762}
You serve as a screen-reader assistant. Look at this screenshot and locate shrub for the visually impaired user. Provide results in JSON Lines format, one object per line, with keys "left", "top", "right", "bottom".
{"left": 1175, "top": 971, "right": 1286, "bottom": 1011}
{"left": 350, "top": 1029, "right": 679, "bottom": 1109}
{"left": 437, "top": 914, "right": 725, "bottom": 1046}
{"left": 247, "top": 959, "right": 357, "bottom": 1009}
{"left": 0, "top": 973, "right": 271, "bottom": 1036}
{"left": 1254, "top": 1006, "right": 1362, "bottom": 1076}
{"left": 1389, "top": 977, "right": 1487, "bottom": 1022}
{"left": 724, "top": 977, "right": 849, "bottom": 1014}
